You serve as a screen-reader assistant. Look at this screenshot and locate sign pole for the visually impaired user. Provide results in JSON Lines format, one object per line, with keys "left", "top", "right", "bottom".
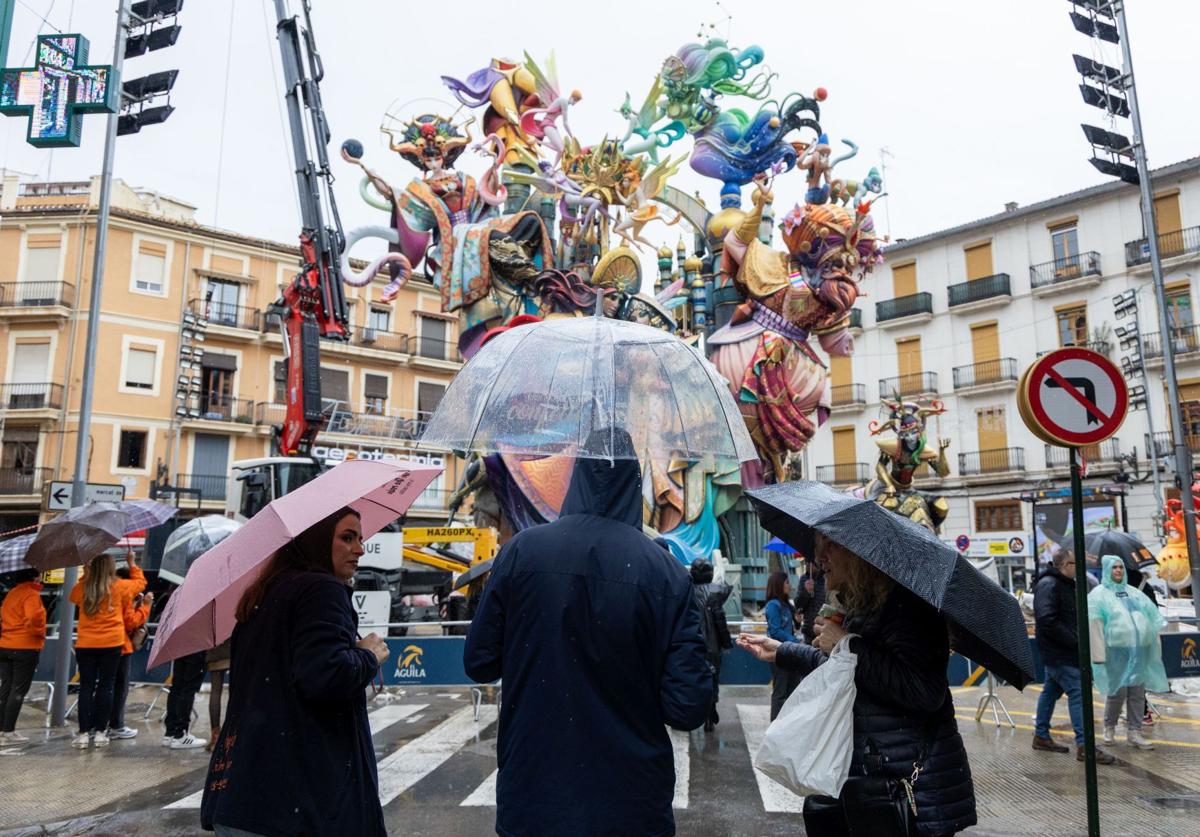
{"left": 1070, "top": 447, "right": 1101, "bottom": 837}
{"left": 49, "top": 0, "right": 129, "bottom": 728}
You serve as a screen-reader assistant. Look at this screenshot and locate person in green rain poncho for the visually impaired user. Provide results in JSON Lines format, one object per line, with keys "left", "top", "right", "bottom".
{"left": 1088, "top": 555, "right": 1169, "bottom": 750}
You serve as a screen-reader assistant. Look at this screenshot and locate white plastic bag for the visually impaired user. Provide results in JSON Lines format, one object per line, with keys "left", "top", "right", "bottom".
{"left": 753, "top": 635, "right": 858, "bottom": 798}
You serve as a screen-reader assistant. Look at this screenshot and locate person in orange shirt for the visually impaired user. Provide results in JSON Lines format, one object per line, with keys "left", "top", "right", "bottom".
{"left": 0, "top": 568, "right": 47, "bottom": 743}
{"left": 68, "top": 553, "right": 139, "bottom": 750}
{"left": 107, "top": 551, "right": 152, "bottom": 740}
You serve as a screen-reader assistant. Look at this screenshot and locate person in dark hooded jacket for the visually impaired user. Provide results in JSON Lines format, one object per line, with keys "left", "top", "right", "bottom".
{"left": 464, "top": 427, "right": 712, "bottom": 837}
{"left": 689, "top": 557, "right": 732, "bottom": 731}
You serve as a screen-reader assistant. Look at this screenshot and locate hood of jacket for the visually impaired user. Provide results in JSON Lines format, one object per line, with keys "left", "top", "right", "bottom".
{"left": 559, "top": 427, "right": 642, "bottom": 529}
{"left": 1101, "top": 554, "right": 1128, "bottom": 592}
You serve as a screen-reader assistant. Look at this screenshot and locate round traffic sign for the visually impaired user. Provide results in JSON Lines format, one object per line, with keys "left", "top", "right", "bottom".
{"left": 955, "top": 534, "right": 970, "bottom": 552}
{"left": 1019, "top": 348, "right": 1127, "bottom": 447}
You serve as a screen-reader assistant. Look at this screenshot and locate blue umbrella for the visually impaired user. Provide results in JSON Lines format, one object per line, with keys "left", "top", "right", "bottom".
{"left": 764, "top": 537, "right": 795, "bottom": 553}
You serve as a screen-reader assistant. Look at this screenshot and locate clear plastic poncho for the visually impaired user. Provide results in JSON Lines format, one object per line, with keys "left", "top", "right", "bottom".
{"left": 1088, "top": 555, "right": 1169, "bottom": 696}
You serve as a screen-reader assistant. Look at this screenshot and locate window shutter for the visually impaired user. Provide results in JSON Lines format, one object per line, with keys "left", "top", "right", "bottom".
{"left": 364, "top": 373, "right": 388, "bottom": 399}
{"left": 126, "top": 348, "right": 157, "bottom": 387}
{"left": 200, "top": 352, "right": 237, "bottom": 372}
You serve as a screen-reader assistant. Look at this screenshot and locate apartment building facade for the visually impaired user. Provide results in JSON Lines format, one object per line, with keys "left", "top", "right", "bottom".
{"left": 806, "top": 157, "right": 1200, "bottom": 572}
{"left": 0, "top": 174, "right": 463, "bottom": 533}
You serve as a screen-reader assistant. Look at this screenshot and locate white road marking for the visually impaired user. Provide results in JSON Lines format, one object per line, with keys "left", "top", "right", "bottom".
{"left": 670, "top": 729, "right": 690, "bottom": 809}
{"left": 164, "top": 703, "right": 430, "bottom": 810}
{"left": 736, "top": 704, "right": 806, "bottom": 813}
{"left": 377, "top": 705, "right": 498, "bottom": 805}
{"left": 460, "top": 768, "right": 498, "bottom": 807}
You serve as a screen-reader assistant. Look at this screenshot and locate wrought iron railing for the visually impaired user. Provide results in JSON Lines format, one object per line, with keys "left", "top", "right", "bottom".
{"left": 1142, "top": 324, "right": 1200, "bottom": 359}
{"left": 179, "top": 473, "right": 228, "bottom": 502}
{"left": 829, "top": 383, "right": 867, "bottom": 407}
{"left": 0, "top": 281, "right": 75, "bottom": 308}
{"left": 958, "top": 448, "right": 1026, "bottom": 475}
{"left": 947, "top": 273, "right": 1010, "bottom": 307}
{"left": 876, "top": 292, "right": 933, "bottom": 323}
{"left": 1, "top": 382, "right": 63, "bottom": 410}
{"left": 1145, "top": 431, "right": 1200, "bottom": 459}
{"left": 188, "top": 395, "right": 255, "bottom": 424}
{"left": 408, "top": 336, "right": 462, "bottom": 363}
{"left": 878, "top": 372, "right": 938, "bottom": 398}
{"left": 353, "top": 328, "right": 408, "bottom": 354}
{"left": 848, "top": 308, "right": 863, "bottom": 329}
{"left": 952, "top": 358, "right": 1018, "bottom": 389}
{"left": 1030, "top": 252, "right": 1102, "bottom": 288}
{"left": 410, "top": 487, "right": 453, "bottom": 510}
{"left": 815, "top": 463, "right": 870, "bottom": 485}
{"left": 192, "top": 298, "right": 260, "bottom": 331}
{"left": 0, "top": 467, "right": 49, "bottom": 495}
{"left": 1045, "top": 438, "right": 1120, "bottom": 468}
{"left": 1125, "top": 225, "right": 1200, "bottom": 267}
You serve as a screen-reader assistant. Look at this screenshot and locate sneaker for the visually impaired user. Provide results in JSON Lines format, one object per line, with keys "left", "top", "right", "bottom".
{"left": 1, "top": 731, "right": 29, "bottom": 743}
{"left": 1078, "top": 746, "right": 1116, "bottom": 765}
{"left": 1102, "top": 726, "right": 1115, "bottom": 745}
{"left": 1032, "top": 735, "right": 1069, "bottom": 753}
{"left": 107, "top": 726, "right": 138, "bottom": 740}
{"left": 1128, "top": 730, "right": 1155, "bottom": 750}
{"left": 1142, "top": 709, "right": 1155, "bottom": 727}
{"left": 71, "top": 733, "right": 91, "bottom": 750}
{"left": 91, "top": 731, "right": 109, "bottom": 747}
{"left": 169, "top": 732, "right": 207, "bottom": 750}
{"left": 161, "top": 735, "right": 178, "bottom": 747}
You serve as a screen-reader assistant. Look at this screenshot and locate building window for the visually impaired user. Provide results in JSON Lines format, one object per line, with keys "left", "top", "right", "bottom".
{"left": 1165, "top": 287, "right": 1194, "bottom": 329}
{"left": 23, "top": 238, "right": 61, "bottom": 283}
{"left": 417, "top": 316, "right": 448, "bottom": 359}
{"left": 200, "top": 353, "right": 237, "bottom": 417}
{"left": 1050, "top": 224, "right": 1079, "bottom": 267}
{"left": 417, "top": 381, "right": 446, "bottom": 430}
{"left": 320, "top": 366, "right": 350, "bottom": 411}
{"left": 975, "top": 500, "right": 1022, "bottom": 532}
{"left": 134, "top": 243, "right": 167, "bottom": 294}
{"left": 124, "top": 347, "right": 157, "bottom": 390}
{"left": 364, "top": 373, "right": 388, "bottom": 415}
{"left": 1056, "top": 304, "right": 1088, "bottom": 347}
{"left": 117, "top": 430, "right": 147, "bottom": 469}
{"left": 367, "top": 308, "right": 391, "bottom": 333}
{"left": 206, "top": 278, "right": 242, "bottom": 326}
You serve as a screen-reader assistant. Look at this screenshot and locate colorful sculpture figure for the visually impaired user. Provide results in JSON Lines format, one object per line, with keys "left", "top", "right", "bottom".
{"left": 708, "top": 182, "right": 883, "bottom": 483}
{"left": 441, "top": 58, "right": 542, "bottom": 164}
{"left": 1158, "top": 497, "right": 1196, "bottom": 591}
{"left": 859, "top": 397, "right": 951, "bottom": 532}
{"left": 338, "top": 113, "right": 552, "bottom": 357}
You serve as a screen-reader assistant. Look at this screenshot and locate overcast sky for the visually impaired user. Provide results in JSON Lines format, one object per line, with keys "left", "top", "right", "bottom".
{"left": 2, "top": 0, "right": 1198, "bottom": 266}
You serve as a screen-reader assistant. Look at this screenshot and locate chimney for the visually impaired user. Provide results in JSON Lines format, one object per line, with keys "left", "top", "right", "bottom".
{"left": 1004, "top": 201, "right": 1019, "bottom": 212}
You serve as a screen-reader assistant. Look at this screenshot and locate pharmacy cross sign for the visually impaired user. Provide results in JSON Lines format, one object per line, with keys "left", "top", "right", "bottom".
{"left": 0, "top": 2, "right": 117, "bottom": 148}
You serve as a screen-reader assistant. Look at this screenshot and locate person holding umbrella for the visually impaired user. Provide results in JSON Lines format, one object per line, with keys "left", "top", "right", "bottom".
{"left": 1089, "top": 555, "right": 1168, "bottom": 750}
{"left": 200, "top": 506, "right": 390, "bottom": 837}
{"left": 0, "top": 567, "right": 47, "bottom": 742}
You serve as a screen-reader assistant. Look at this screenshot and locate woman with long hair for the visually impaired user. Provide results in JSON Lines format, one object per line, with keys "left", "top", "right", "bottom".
{"left": 741, "top": 533, "right": 976, "bottom": 836}
{"left": 0, "top": 567, "right": 47, "bottom": 742}
{"left": 67, "top": 553, "right": 141, "bottom": 749}
{"left": 764, "top": 570, "right": 802, "bottom": 720}
{"left": 200, "top": 506, "right": 390, "bottom": 837}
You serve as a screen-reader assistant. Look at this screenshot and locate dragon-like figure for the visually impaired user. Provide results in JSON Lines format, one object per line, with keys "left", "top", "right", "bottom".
{"left": 857, "top": 397, "right": 951, "bottom": 532}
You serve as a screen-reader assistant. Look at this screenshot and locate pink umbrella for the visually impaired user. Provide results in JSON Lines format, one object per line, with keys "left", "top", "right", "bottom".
{"left": 147, "top": 459, "right": 442, "bottom": 669}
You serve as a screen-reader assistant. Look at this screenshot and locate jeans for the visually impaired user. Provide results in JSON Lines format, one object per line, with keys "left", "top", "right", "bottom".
{"left": 769, "top": 663, "right": 803, "bottom": 721}
{"left": 108, "top": 654, "right": 132, "bottom": 730}
{"left": 1035, "top": 663, "right": 1085, "bottom": 746}
{"left": 0, "top": 648, "right": 40, "bottom": 732}
{"left": 76, "top": 646, "right": 122, "bottom": 734}
{"left": 1104, "top": 684, "right": 1146, "bottom": 731}
{"left": 165, "top": 650, "right": 206, "bottom": 738}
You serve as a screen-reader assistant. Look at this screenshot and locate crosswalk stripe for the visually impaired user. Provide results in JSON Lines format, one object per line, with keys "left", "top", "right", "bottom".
{"left": 736, "top": 704, "right": 806, "bottom": 813}
{"left": 459, "top": 727, "right": 691, "bottom": 809}
{"left": 163, "top": 703, "right": 430, "bottom": 810}
{"left": 377, "top": 705, "right": 499, "bottom": 806}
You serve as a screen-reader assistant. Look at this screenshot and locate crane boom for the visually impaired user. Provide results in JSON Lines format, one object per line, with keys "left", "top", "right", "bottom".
{"left": 272, "top": 0, "right": 349, "bottom": 455}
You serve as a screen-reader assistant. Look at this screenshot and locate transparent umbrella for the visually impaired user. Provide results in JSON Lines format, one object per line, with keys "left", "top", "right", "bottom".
{"left": 420, "top": 317, "right": 757, "bottom": 463}
{"left": 159, "top": 515, "right": 242, "bottom": 585}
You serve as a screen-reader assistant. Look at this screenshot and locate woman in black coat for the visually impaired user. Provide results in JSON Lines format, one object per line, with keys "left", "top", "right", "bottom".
{"left": 200, "top": 506, "right": 390, "bottom": 837}
{"left": 741, "top": 533, "right": 976, "bottom": 837}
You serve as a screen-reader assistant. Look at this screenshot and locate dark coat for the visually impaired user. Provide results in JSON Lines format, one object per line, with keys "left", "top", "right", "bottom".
{"left": 464, "top": 451, "right": 712, "bottom": 837}
{"left": 693, "top": 581, "right": 733, "bottom": 660}
{"left": 200, "top": 572, "right": 383, "bottom": 837}
{"left": 794, "top": 572, "right": 827, "bottom": 644}
{"left": 776, "top": 585, "right": 976, "bottom": 836}
{"left": 1034, "top": 567, "right": 1080, "bottom": 667}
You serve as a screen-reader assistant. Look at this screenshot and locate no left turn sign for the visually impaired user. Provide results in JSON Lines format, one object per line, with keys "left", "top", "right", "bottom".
{"left": 1018, "top": 347, "right": 1127, "bottom": 447}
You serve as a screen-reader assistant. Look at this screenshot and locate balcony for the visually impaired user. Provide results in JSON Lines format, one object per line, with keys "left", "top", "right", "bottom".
{"left": 1030, "top": 252, "right": 1103, "bottom": 295}
{"left": 409, "top": 336, "right": 462, "bottom": 364}
{"left": 325, "top": 405, "right": 433, "bottom": 442}
{"left": 815, "top": 463, "right": 871, "bottom": 486}
{"left": 947, "top": 273, "right": 1011, "bottom": 311}
{"left": 952, "top": 358, "right": 1018, "bottom": 392}
{"left": 1045, "top": 438, "right": 1121, "bottom": 470}
{"left": 1, "top": 383, "right": 63, "bottom": 411}
{"left": 878, "top": 372, "right": 938, "bottom": 399}
{"left": 958, "top": 448, "right": 1026, "bottom": 478}
{"left": 1125, "top": 225, "right": 1200, "bottom": 267}
{"left": 192, "top": 299, "right": 260, "bottom": 333}
{"left": 0, "top": 467, "right": 50, "bottom": 496}
{"left": 1142, "top": 324, "right": 1200, "bottom": 363}
{"left": 1145, "top": 431, "right": 1200, "bottom": 460}
{"left": 829, "top": 383, "right": 867, "bottom": 412}
{"left": 848, "top": 308, "right": 863, "bottom": 331}
{"left": 875, "top": 292, "right": 933, "bottom": 326}
{"left": 0, "top": 281, "right": 75, "bottom": 314}
{"left": 185, "top": 395, "right": 256, "bottom": 425}
{"left": 410, "top": 486, "right": 453, "bottom": 511}
{"left": 352, "top": 328, "right": 408, "bottom": 354}
{"left": 179, "top": 473, "right": 228, "bottom": 502}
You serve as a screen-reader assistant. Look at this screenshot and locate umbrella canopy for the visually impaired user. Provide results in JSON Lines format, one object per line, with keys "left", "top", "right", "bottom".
{"left": 420, "top": 316, "right": 757, "bottom": 463}
{"left": 26, "top": 500, "right": 177, "bottom": 571}
{"left": 1082, "top": 528, "right": 1155, "bottom": 584}
{"left": 159, "top": 515, "right": 243, "bottom": 585}
{"left": 148, "top": 459, "right": 442, "bottom": 669}
{"left": 0, "top": 534, "right": 36, "bottom": 576}
{"left": 451, "top": 557, "right": 494, "bottom": 592}
{"left": 763, "top": 537, "right": 795, "bottom": 554}
{"left": 747, "top": 481, "right": 1036, "bottom": 688}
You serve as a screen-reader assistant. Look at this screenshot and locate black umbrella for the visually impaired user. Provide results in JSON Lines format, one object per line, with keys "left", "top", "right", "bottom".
{"left": 747, "top": 481, "right": 1036, "bottom": 688}
{"left": 1082, "top": 528, "right": 1155, "bottom": 573}
{"left": 451, "top": 558, "right": 495, "bottom": 592}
